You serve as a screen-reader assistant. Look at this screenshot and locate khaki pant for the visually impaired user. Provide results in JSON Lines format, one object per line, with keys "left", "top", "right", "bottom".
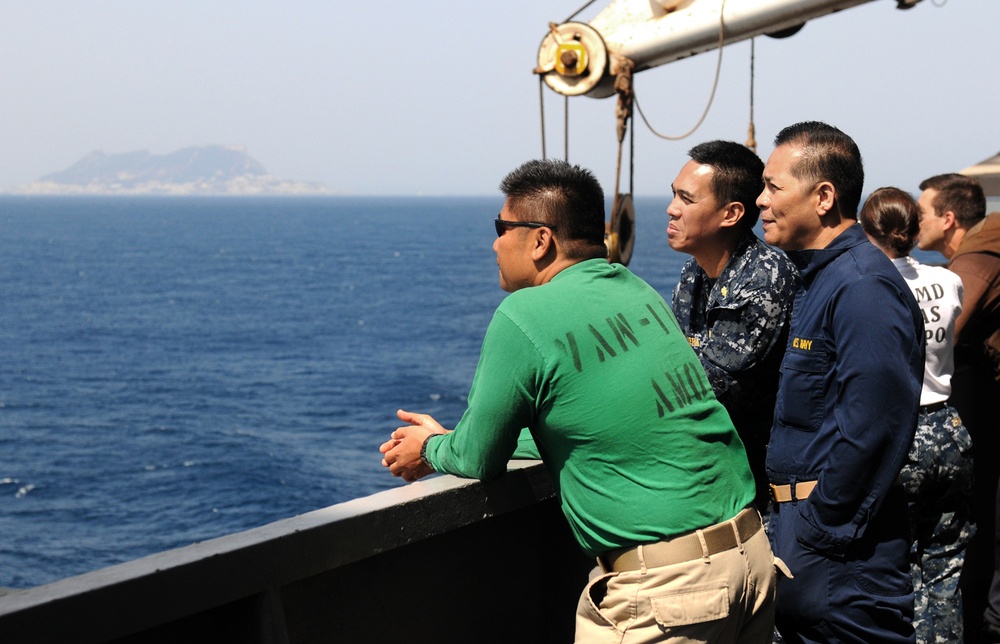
{"left": 575, "top": 527, "right": 776, "bottom": 643}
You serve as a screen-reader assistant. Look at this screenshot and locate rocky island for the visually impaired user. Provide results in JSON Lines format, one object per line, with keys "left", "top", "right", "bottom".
{"left": 7, "top": 146, "right": 335, "bottom": 196}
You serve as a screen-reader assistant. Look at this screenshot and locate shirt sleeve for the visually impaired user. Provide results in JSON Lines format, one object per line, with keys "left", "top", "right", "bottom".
{"left": 511, "top": 427, "right": 542, "bottom": 460}
{"left": 425, "top": 310, "right": 541, "bottom": 480}
{"left": 950, "top": 254, "right": 991, "bottom": 344}
{"left": 670, "top": 264, "right": 721, "bottom": 389}
{"left": 696, "top": 266, "right": 796, "bottom": 402}
{"left": 795, "top": 276, "right": 921, "bottom": 554}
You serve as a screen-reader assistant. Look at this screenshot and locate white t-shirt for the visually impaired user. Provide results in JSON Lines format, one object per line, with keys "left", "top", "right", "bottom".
{"left": 892, "top": 256, "right": 964, "bottom": 405}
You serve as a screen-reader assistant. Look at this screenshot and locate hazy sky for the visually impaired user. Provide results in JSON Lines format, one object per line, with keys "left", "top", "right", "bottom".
{"left": 1, "top": 1, "right": 997, "bottom": 196}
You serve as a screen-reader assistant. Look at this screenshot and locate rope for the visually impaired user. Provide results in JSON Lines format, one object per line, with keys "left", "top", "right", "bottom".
{"left": 610, "top": 59, "right": 635, "bottom": 241}
{"left": 634, "top": 0, "right": 728, "bottom": 141}
{"left": 746, "top": 37, "right": 757, "bottom": 152}
{"left": 566, "top": 0, "right": 599, "bottom": 22}
{"left": 535, "top": 65, "right": 573, "bottom": 162}
{"left": 630, "top": 100, "right": 635, "bottom": 195}
{"left": 537, "top": 1, "right": 593, "bottom": 162}
{"left": 565, "top": 96, "right": 570, "bottom": 161}
{"left": 539, "top": 76, "right": 547, "bottom": 159}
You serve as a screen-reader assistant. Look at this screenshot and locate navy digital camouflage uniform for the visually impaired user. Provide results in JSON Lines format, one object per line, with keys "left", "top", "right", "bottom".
{"left": 671, "top": 230, "right": 799, "bottom": 511}
{"left": 898, "top": 404, "right": 974, "bottom": 644}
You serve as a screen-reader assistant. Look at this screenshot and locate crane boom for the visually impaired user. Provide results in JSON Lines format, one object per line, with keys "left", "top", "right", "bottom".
{"left": 537, "top": 0, "right": 920, "bottom": 98}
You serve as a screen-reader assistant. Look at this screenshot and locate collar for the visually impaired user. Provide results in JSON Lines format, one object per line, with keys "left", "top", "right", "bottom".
{"left": 548, "top": 257, "right": 617, "bottom": 283}
{"left": 953, "top": 211, "right": 1000, "bottom": 260}
{"left": 786, "top": 222, "right": 867, "bottom": 282}
{"left": 706, "top": 231, "right": 760, "bottom": 302}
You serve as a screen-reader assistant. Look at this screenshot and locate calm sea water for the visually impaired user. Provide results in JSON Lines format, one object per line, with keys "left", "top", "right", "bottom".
{"left": 0, "top": 195, "right": 684, "bottom": 588}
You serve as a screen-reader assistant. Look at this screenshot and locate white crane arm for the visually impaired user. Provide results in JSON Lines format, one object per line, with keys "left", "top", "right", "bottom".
{"left": 537, "top": 0, "right": 918, "bottom": 97}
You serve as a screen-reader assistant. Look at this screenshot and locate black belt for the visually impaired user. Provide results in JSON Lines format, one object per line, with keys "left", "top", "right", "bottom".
{"left": 919, "top": 400, "right": 948, "bottom": 414}
{"left": 597, "top": 507, "right": 761, "bottom": 572}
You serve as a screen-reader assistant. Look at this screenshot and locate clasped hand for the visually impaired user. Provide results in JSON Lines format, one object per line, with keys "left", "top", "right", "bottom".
{"left": 379, "top": 409, "right": 450, "bottom": 482}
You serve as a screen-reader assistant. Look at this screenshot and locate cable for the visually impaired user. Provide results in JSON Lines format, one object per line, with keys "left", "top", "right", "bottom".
{"left": 565, "top": 96, "right": 570, "bottom": 161}
{"left": 634, "top": 0, "right": 727, "bottom": 141}
{"left": 566, "top": 0, "right": 599, "bottom": 22}
{"left": 539, "top": 76, "right": 547, "bottom": 159}
{"left": 746, "top": 36, "right": 757, "bottom": 152}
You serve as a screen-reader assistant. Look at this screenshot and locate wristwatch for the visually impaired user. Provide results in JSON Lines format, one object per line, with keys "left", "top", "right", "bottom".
{"left": 419, "top": 434, "right": 437, "bottom": 468}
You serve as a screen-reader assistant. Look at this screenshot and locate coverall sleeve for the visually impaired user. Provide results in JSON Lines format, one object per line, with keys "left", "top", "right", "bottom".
{"left": 795, "top": 277, "right": 921, "bottom": 554}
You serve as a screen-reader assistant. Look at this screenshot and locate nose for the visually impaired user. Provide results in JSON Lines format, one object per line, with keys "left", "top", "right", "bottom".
{"left": 493, "top": 236, "right": 500, "bottom": 253}
{"left": 756, "top": 190, "right": 768, "bottom": 210}
{"left": 666, "top": 196, "right": 681, "bottom": 218}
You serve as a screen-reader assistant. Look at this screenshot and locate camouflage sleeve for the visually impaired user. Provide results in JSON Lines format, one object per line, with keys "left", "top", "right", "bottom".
{"left": 671, "top": 261, "right": 738, "bottom": 398}
{"left": 694, "top": 343, "right": 739, "bottom": 400}
{"left": 698, "top": 252, "right": 797, "bottom": 401}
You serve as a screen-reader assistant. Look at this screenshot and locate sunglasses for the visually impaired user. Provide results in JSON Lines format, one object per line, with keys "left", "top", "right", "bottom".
{"left": 494, "top": 216, "right": 558, "bottom": 238}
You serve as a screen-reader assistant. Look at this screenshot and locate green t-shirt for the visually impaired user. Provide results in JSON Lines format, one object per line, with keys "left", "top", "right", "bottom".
{"left": 426, "top": 259, "right": 754, "bottom": 557}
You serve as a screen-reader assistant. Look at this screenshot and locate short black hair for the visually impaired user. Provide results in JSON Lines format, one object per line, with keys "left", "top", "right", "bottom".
{"left": 774, "top": 121, "right": 864, "bottom": 217}
{"left": 918, "top": 173, "right": 986, "bottom": 228}
{"left": 499, "top": 159, "right": 607, "bottom": 259}
{"left": 688, "top": 140, "right": 764, "bottom": 229}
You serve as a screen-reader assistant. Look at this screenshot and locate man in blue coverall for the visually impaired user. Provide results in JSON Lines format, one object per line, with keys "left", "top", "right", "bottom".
{"left": 758, "top": 121, "right": 924, "bottom": 643}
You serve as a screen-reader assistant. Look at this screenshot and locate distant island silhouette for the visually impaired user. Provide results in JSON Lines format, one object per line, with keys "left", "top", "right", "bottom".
{"left": 6, "top": 146, "right": 336, "bottom": 196}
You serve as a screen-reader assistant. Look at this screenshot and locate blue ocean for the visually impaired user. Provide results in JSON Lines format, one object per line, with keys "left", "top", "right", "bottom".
{"left": 0, "top": 195, "right": 685, "bottom": 589}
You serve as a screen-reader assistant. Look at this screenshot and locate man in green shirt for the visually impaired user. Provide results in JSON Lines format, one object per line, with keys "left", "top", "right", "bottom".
{"left": 380, "top": 159, "right": 776, "bottom": 643}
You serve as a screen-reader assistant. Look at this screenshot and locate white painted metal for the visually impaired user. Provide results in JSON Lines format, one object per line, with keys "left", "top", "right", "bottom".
{"left": 539, "top": 0, "right": 879, "bottom": 97}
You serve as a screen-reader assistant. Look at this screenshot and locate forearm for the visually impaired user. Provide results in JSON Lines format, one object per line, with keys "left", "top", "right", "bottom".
{"left": 426, "top": 313, "right": 537, "bottom": 479}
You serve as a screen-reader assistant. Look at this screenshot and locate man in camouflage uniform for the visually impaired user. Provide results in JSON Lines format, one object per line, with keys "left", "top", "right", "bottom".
{"left": 899, "top": 406, "right": 974, "bottom": 643}
{"left": 667, "top": 140, "right": 799, "bottom": 511}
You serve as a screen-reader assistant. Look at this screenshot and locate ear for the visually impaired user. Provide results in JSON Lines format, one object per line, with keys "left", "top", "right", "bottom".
{"left": 530, "top": 227, "right": 556, "bottom": 261}
{"left": 719, "top": 202, "right": 745, "bottom": 229}
{"left": 815, "top": 181, "right": 836, "bottom": 215}
{"left": 941, "top": 210, "right": 958, "bottom": 231}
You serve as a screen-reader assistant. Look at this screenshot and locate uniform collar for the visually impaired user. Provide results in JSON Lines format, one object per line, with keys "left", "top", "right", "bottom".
{"left": 786, "top": 222, "right": 867, "bottom": 282}
{"left": 707, "top": 231, "right": 760, "bottom": 302}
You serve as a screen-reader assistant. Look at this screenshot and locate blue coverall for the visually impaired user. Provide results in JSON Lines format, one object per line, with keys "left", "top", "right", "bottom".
{"left": 767, "top": 224, "right": 924, "bottom": 643}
